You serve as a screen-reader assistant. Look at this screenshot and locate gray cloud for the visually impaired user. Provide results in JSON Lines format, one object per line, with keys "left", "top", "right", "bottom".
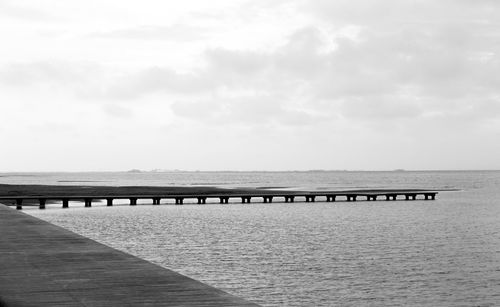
{"left": 171, "top": 95, "right": 323, "bottom": 126}
{"left": 100, "top": 67, "right": 215, "bottom": 100}
{"left": 302, "top": 0, "right": 500, "bottom": 26}
{"left": 2, "top": 13, "right": 499, "bottom": 127}
{"left": 102, "top": 104, "right": 134, "bottom": 118}
{"left": 89, "top": 24, "right": 207, "bottom": 42}
{"left": 0, "top": 61, "right": 92, "bottom": 86}
{"left": 0, "top": 0, "right": 55, "bottom": 20}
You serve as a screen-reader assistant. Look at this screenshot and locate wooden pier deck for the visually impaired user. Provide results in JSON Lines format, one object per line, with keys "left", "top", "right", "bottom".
{"left": 0, "top": 204, "right": 259, "bottom": 306}
{"left": 0, "top": 185, "right": 438, "bottom": 209}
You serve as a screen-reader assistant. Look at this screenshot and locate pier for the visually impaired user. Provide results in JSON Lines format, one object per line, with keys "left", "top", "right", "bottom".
{"left": 0, "top": 204, "right": 259, "bottom": 306}
{"left": 0, "top": 189, "right": 438, "bottom": 210}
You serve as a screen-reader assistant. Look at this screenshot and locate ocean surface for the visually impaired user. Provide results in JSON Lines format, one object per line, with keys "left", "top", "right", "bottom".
{"left": 2, "top": 171, "right": 500, "bottom": 306}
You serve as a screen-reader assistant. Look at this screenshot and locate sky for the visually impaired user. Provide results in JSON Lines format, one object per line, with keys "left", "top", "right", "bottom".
{"left": 1, "top": 0, "right": 499, "bottom": 171}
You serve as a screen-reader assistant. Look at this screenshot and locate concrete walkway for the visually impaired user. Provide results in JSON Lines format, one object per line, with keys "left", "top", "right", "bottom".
{"left": 0, "top": 204, "right": 259, "bottom": 306}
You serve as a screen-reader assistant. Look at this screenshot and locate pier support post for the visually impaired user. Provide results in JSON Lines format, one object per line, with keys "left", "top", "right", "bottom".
{"left": 326, "top": 195, "right": 336, "bottom": 202}
{"left": 285, "top": 196, "right": 295, "bottom": 203}
{"left": 386, "top": 195, "right": 397, "bottom": 201}
{"left": 39, "top": 198, "right": 46, "bottom": 209}
{"left": 263, "top": 196, "right": 273, "bottom": 203}
{"left": 175, "top": 198, "right": 184, "bottom": 205}
{"left": 424, "top": 193, "right": 435, "bottom": 200}
{"left": 347, "top": 195, "right": 357, "bottom": 202}
{"left": 130, "top": 198, "right": 137, "bottom": 206}
{"left": 16, "top": 199, "right": 22, "bottom": 210}
{"left": 241, "top": 197, "right": 251, "bottom": 203}
{"left": 84, "top": 198, "right": 92, "bottom": 207}
{"left": 107, "top": 198, "right": 113, "bottom": 206}
{"left": 197, "top": 197, "right": 206, "bottom": 204}
{"left": 152, "top": 198, "right": 161, "bottom": 205}
{"left": 306, "top": 196, "right": 316, "bottom": 202}
{"left": 62, "top": 198, "right": 69, "bottom": 208}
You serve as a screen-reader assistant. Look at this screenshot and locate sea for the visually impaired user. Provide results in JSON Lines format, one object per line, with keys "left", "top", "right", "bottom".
{"left": 1, "top": 171, "right": 499, "bottom": 306}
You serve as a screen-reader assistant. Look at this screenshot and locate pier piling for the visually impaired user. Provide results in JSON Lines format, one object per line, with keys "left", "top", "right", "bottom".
{"left": 16, "top": 199, "right": 22, "bottom": 210}
{"left": 424, "top": 193, "right": 435, "bottom": 200}
{"left": 197, "top": 197, "right": 206, "bottom": 204}
{"left": 263, "top": 196, "right": 273, "bottom": 203}
{"left": 326, "top": 195, "right": 336, "bottom": 202}
{"left": 305, "top": 196, "right": 316, "bottom": 202}
{"left": 1, "top": 190, "right": 439, "bottom": 211}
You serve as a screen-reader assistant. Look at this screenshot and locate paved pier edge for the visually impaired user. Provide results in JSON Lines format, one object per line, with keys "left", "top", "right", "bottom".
{"left": 0, "top": 204, "right": 260, "bottom": 307}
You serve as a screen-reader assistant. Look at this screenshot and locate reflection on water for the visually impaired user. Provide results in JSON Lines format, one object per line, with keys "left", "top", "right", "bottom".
{"left": 28, "top": 188, "right": 500, "bottom": 306}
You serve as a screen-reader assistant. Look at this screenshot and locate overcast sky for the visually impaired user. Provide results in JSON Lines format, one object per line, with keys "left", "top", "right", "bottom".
{"left": 1, "top": 0, "right": 499, "bottom": 171}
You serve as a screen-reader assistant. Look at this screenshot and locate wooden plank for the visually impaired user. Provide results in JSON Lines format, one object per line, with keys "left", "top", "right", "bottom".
{"left": 0, "top": 204, "right": 260, "bottom": 307}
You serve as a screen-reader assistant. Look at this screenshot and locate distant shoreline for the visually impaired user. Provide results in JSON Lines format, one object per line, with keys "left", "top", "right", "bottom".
{"left": 1, "top": 169, "right": 499, "bottom": 174}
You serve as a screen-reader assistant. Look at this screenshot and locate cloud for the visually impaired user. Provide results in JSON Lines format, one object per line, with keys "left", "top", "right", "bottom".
{"left": 0, "top": 61, "right": 92, "bottom": 86}
{"left": 0, "top": 0, "right": 55, "bottom": 20}
{"left": 102, "top": 104, "right": 133, "bottom": 118}
{"left": 89, "top": 24, "right": 207, "bottom": 42}
{"left": 100, "top": 67, "right": 216, "bottom": 100}
{"left": 171, "top": 95, "right": 323, "bottom": 126}
{"left": 302, "top": 0, "right": 500, "bottom": 26}
{"left": 2, "top": 15, "right": 499, "bottom": 128}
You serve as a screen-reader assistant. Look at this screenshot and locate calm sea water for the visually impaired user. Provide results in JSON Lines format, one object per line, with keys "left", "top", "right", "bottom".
{"left": 3, "top": 171, "right": 500, "bottom": 306}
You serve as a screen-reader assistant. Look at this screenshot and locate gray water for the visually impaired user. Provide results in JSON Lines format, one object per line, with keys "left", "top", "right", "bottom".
{"left": 10, "top": 171, "right": 500, "bottom": 306}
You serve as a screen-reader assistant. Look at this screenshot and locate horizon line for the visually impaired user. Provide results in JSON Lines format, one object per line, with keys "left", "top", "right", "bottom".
{"left": 1, "top": 169, "right": 499, "bottom": 173}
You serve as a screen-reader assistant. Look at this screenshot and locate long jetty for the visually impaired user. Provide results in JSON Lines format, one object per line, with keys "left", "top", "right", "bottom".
{"left": 0, "top": 204, "right": 260, "bottom": 306}
{"left": 0, "top": 184, "right": 438, "bottom": 210}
